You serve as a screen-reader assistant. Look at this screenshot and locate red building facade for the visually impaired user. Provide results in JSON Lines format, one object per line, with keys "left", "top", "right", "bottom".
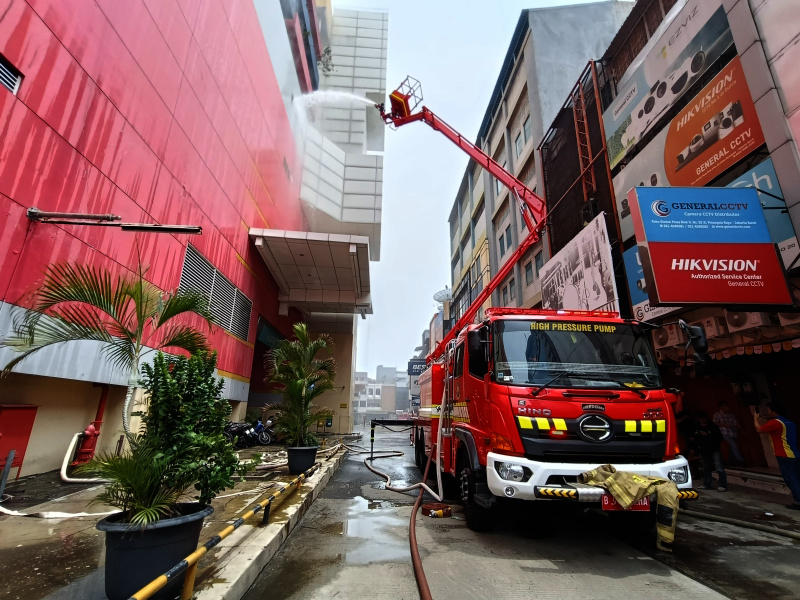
{"left": 0, "top": 0, "right": 316, "bottom": 474}
{"left": 0, "top": 0, "right": 305, "bottom": 380}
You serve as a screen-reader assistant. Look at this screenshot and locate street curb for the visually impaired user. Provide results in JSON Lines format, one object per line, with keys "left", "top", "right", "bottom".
{"left": 195, "top": 449, "right": 346, "bottom": 600}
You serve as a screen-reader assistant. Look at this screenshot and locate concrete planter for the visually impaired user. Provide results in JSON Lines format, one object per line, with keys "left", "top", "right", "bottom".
{"left": 96, "top": 503, "right": 213, "bottom": 600}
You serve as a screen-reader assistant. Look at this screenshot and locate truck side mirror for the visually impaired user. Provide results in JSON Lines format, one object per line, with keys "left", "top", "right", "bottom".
{"left": 678, "top": 319, "right": 708, "bottom": 355}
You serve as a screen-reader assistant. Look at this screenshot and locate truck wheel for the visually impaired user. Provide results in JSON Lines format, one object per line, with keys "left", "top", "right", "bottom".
{"left": 459, "top": 457, "right": 494, "bottom": 532}
{"left": 414, "top": 430, "right": 425, "bottom": 472}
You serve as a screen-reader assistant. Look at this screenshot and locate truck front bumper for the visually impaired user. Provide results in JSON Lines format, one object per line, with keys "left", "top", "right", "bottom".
{"left": 486, "top": 452, "right": 695, "bottom": 502}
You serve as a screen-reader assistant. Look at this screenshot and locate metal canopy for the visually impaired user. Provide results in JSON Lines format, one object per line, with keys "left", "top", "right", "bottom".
{"left": 250, "top": 229, "right": 372, "bottom": 317}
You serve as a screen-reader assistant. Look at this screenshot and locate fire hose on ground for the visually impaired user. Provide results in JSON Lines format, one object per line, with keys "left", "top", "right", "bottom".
{"left": 350, "top": 420, "right": 446, "bottom": 600}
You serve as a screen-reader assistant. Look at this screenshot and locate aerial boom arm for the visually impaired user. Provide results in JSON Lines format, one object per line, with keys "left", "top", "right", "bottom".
{"left": 387, "top": 108, "right": 545, "bottom": 233}
{"left": 376, "top": 78, "right": 549, "bottom": 363}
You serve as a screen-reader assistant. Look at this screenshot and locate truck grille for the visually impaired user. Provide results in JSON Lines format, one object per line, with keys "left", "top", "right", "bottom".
{"left": 541, "top": 450, "right": 658, "bottom": 464}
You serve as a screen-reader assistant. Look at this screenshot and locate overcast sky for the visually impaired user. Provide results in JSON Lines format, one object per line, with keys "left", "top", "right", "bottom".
{"left": 340, "top": 0, "right": 597, "bottom": 376}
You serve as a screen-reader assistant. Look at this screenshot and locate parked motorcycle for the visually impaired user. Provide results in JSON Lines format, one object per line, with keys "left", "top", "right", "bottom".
{"left": 223, "top": 421, "right": 257, "bottom": 448}
{"left": 254, "top": 417, "right": 275, "bottom": 445}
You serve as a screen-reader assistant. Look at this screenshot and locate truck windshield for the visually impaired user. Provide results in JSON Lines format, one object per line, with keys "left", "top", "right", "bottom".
{"left": 493, "top": 320, "right": 661, "bottom": 389}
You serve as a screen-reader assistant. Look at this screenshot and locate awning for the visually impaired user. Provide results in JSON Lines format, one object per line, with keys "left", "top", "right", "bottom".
{"left": 250, "top": 229, "right": 372, "bottom": 317}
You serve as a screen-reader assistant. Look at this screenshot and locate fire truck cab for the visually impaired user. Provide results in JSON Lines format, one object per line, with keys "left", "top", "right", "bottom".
{"left": 415, "top": 308, "right": 697, "bottom": 530}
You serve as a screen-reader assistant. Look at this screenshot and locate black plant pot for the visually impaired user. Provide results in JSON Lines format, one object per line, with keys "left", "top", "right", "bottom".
{"left": 286, "top": 446, "right": 318, "bottom": 474}
{"left": 96, "top": 503, "right": 214, "bottom": 600}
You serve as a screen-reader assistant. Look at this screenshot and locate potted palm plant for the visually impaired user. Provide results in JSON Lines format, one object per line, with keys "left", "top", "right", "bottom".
{"left": 266, "top": 323, "right": 336, "bottom": 474}
{"left": 80, "top": 351, "right": 245, "bottom": 600}
{"left": 1, "top": 261, "right": 213, "bottom": 437}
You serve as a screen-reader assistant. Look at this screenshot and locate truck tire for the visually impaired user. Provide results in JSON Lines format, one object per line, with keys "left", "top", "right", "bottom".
{"left": 414, "top": 430, "right": 425, "bottom": 473}
{"left": 458, "top": 454, "right": 494, "bottom": 532}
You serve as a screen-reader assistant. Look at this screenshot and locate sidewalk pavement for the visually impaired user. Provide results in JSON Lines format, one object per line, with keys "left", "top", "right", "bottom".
{"left": 0, "top": 445, "right": 346, "bottom": 600}
{"left": 1, "top": 455, "right": 798, "bottom": 600}
{"left": 686, "top": 475, "right": 800, "bottom": 535}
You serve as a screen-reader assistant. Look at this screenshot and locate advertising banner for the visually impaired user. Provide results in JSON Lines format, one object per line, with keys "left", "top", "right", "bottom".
{"left": 408, "top": 359, "right": 426, "bottom": 397}
{"left": 604, "top": 0, "right": 733, "bottom": 169}
{"left": 623, "top": 246, "right": 681, "bottom": 322}
{"left": 540, "top": 214, "right": 619, "bottom": 312}
{"left": 629, "top": 186, "right": 791, "bottom": 305}
{"left": 726, "top": 158, "right": 798, "bottom": 269}
{"left": 613, "top": 57, "right": 766, "bottom": 241}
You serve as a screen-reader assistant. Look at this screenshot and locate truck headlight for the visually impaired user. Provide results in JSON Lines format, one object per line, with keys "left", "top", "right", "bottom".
{"left": 668, "top": 466, "right": 688, "bottom": 484}
{"left": 496, "top": 462, "right": 525, "bottom": 482}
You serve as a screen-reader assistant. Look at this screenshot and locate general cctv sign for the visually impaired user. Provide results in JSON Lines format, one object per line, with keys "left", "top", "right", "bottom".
{"left": 634, "top": 186, "right": 771, "bottom": 244}
{"left": 629, "top": 186, "right": 791, "bottom": 305}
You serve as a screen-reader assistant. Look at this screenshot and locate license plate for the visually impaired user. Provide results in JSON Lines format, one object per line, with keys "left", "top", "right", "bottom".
{"left": 601, "top": 494, "right": 649, "bottom": 511}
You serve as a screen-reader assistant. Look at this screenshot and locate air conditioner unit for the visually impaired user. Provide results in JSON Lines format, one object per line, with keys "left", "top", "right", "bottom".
{"left": 653, "top": 323, "right": 688, "bottom": 350}
{"left": 724, "top": 311, "right": 770, "bottom": 333}
{"left": 778, "top": 313, "right": 800, "bottom": 327}
{"left": 693, "top": 316, "right": 728, "bottom": 339}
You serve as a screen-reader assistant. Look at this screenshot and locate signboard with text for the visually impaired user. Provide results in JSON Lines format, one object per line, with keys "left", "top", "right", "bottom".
{"left": 623, "top": 246, "right": 681, "bottom": 321}
{"left": 604, "top": 0, "right": 733, "bottom": 169}
{"left": 540, "top": 214, "right": 619, "bottom": 313}
{"left": 726, "top": 157, "right": 798, "bottom": 269}
{"left": 613, "top": 57, "right": 766, "bottom": 240}
{"left": 630, "top": 186, "right": 791, "bottom": 305}
{"left": 408, "top": 359, "right": 426, "bottom": 397}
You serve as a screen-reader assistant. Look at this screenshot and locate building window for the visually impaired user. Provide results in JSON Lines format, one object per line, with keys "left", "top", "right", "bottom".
{"left": 179, "top": 245, "right": 252, "bottom": 340}
{"left": 0, "top": 54, "right": 22, "bottom": 95}
{"left": 509, "top": 278, "right": 516, "bottom": 301}
{"left": 499, "top": 234, "right": 506, "bottom": 257}
{"left": 502, "top": 286, "right": 509, "bottom": 306}
{"left": 525, "top": 261, "right": 533, "bottom": 287}
{"left": 495, "top": 161, "right": 507, "bottom": 196}
{"left": 505, "top": 225, "right": 512, "bottom": 250}
{"left": 515, "top": 133, "right": 523, "bottom": 158}
{"left": 523, "top": 115, "right": 531, "bottom": 143}
{"left": 535, "top": 252, "right": 544, "bottom": 277}
{"left": 375, "top": 388, "right": 380, "bottom": 397}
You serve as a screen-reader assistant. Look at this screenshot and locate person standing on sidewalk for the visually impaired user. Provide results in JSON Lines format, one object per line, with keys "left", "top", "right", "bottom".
{"left": 691, "top": 411, "right": 728, "bottom": 492}
{"left": 754, "top": 402, "right": 800, "bottom": 510}
{"left": 713, "top": 401, "right": 745, "bottom": 463}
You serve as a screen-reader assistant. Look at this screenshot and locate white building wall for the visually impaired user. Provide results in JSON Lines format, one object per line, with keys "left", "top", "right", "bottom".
{"left": 300, "top": 9, "right": 388, "bottom": 260}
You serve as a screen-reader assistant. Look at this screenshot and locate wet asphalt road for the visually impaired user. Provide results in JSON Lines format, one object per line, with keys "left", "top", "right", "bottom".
{"left": 243, "top": 425, "right": 800, "bottom": 600}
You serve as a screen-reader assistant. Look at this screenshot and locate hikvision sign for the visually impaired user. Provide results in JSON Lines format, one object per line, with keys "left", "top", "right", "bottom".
{"left": 629, "top": 187, "right": 791, "bottom": 306}
{"left": 613, "top": 57, "right": 765, "bottom": 242}
{"left": 671, "top": 258, "right": 758, "bottom": 272}
{"left": 604, "top": 1, "right": 733, "bottom": 169}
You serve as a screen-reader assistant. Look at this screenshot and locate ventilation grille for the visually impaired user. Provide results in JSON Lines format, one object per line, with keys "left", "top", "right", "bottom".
{"left": 0, "top": 54, "right": 22, "bottom": 95}
{"left": 179, "top": 246, "right": 252, "bottom": 341}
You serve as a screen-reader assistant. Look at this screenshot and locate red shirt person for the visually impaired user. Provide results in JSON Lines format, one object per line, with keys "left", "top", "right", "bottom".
{"left": 754, "top": 403, "right": 800, "bottom": 510}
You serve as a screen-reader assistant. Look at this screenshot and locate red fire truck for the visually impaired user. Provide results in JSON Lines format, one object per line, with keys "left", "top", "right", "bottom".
{"left": 377, "top": 78, "right": 701, "bottom": 530}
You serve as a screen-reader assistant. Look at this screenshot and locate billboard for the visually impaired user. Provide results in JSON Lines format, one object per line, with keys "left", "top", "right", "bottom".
{"left": 604, "top": 0, "right": 733, "bottom": 169}
{"left": 629, "top": 186, "right": 791, "bottom": 305}
{"left": 726, "top": 158, "right": 798, "bottom": 269}
{"left": 613, "top": 58, "right": 766, "bottom": 241}
{"left": 623, "top": 246, "right": 681, "bottom": 322}
{"left": 408, "top": 359, "right": 426, "bottom": 397}
{"left": 540, "top": 214, "right": 619, "bottom": 312}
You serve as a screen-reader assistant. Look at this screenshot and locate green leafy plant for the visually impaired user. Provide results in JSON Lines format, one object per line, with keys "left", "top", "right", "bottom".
{"left": 78, "top": 436, "right": 194, "bottom": 526}
{"left": 80, "top": 352, "right": 247, "bottom": 525}
{"left": 265, "top": 323, "right": 335, "bottom": 447}
{"left": 319, "top": 46, "right": 334, "bottom": 74}
{"left": 0, "top": 262, "right": 213, "bottom": 436}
